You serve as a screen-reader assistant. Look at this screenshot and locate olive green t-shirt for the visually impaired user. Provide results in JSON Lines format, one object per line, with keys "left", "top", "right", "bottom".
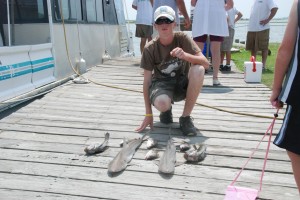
{"left": 141, "top": 32, "right": 200, "bottom": 79}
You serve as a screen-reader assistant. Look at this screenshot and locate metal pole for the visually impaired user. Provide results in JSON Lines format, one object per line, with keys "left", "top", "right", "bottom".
{"left": 6, "top": 0, "right": 11, "bottom": 46}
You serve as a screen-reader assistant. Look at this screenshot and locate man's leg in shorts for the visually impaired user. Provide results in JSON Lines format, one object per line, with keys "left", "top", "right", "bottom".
{"left": 258, "top": 29, "right": 270, "bottom": 68}
{"left": 287, "top": 151, "right": 300, "bottom": 193}
{"left": 246, "top": 31, "right": 258, "bottom": 59}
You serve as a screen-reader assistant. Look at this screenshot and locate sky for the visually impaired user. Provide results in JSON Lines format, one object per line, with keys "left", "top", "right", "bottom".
{"left": 124, "top": 0, "right": 294, "bottom": 20}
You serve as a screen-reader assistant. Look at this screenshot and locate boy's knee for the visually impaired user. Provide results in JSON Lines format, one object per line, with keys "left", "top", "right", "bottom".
{"left": 153, "top": 94, "right": 172, "bottom": 112}
{"left": 189, "top": 65, "right": 205, "bottom": 79}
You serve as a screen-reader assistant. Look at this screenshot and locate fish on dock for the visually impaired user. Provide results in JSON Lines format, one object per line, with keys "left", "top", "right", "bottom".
{"left": 183, "top": 143, "right": 207, "bottom": 162}
{"left": 158, "top": 139, "right": 177, "bottom": 174}
{"left": 146, "top": 138, "right": 158, "bottom": 149}
{"left": 145, "top": 149, "right": 159, "bottom": 160}
{"left": 108, "top": 134, "right": 147, "bottom": 173}
{"left": 179, "top": 141, "right": 191, "bottom": 152}
{"left": 84, "top": 132, "right": 110, "bottom": 155}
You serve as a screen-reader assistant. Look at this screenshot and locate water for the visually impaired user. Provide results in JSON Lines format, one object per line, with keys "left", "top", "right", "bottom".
{"left": 128, "top": 19, "right": 287, "bottom": 57}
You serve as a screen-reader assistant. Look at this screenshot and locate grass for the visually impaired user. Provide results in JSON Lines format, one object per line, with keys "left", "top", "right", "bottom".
{"left": 231, "top": 43, "right": 280, "bottom": 88}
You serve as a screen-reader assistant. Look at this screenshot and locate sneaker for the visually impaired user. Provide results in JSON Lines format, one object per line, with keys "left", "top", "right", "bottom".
{"left": 219, "top": 65, "right": 224, "bottom": 71}
{"left": 213, "top": 79, "right": 221, "bottom": 86}
{"left": 179, "top": 116, "right": 197, "bottom": 136}
{"left": 224, "top": 65, "right": 231, "bottom": 71}
{"left": 159, "top": 107, "right": 173, "bottom": 124}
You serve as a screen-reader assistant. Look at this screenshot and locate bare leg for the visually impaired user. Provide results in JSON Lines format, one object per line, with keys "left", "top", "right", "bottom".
{"left": 153, "top": 94, "right": 172, "bottom": 112}
{"left": 196, "top": 42, "right": 205, "bottom": 53}
{"left": 251, "top": 50, "right": 257, "bottom": 59}
{"left": 287, "top": 150, "right": 300, "bottom": 194}
{"left": 140, "top": 38, "right": 147, "bottom": 54}
{"left": 182, "top": 65, "right": 205, "bottom": 117}
{"left": 220, "top": 51, "right": 225, "bottom": 65}
{"left": 210, "top": 41, "right": 221, "bottom": 80}
{"left": 225, "top": 51, "right": 231, "bottom": 65}
{"left": 262, "top": 49, "right": 268, "bottom": 68}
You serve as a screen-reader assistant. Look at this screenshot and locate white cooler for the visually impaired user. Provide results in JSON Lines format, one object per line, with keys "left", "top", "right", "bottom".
{"left": 244, "top": 58, "right": 263, "bottom": 83}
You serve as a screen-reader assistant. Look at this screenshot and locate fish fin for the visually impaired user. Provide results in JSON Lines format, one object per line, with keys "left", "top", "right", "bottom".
{"left": 104, "top": 132, "right": 110, "bottom": 140}
{"left": 193, "top": 144, "right": 197, "bottom": 150}
{"left": 122, "top": 138, "right": 128, "bottom": 149}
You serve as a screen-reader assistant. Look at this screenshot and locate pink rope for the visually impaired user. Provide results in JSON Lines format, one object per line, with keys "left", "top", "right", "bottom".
{"left": 230, "top": 109, "right": 279, "bottom": 191}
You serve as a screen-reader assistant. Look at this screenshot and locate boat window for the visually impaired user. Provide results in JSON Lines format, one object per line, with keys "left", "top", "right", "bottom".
{"left": 96, "top": 0, "right": 104, "bottom": 22}
{"left": 86, "top": 0, "right": 104, "bottom": 23}
{"left": 86, "top": 0, "right": 97, "bottom": 22}
{"left": 0, "top": 0, "right": 48, "bottom": 23}
{"left": 54, "top": 0, "right": 83, "bottom": 22}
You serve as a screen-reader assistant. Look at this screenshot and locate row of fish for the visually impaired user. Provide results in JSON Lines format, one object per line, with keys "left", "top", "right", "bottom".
{"left": 83, "top": 132, "right": 206, "bottom": 174}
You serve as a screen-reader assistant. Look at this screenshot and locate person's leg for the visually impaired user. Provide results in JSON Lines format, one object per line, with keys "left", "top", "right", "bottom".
{"left": 225, "top": 51, "right": 231, "bottom": 65}
{"left": 180, "top": 65, "right": 205, "bottom": 135}
{"left": 220, "top": 51, "right": 225, "bottom": 65}
{"left": 182, "top": 65, "right": 205, "bottom": 117}
{"left": 210, "top": 41, "right": 221, "bottom": 81}
{"left": 262, "top": 49, "right": 268, "bottom": 69}
{"left": 287, "top": 151, "right": 300, "bottom": 194}
{"left": 150, "top": 81, "right": 174, "bottom": 124}
{"left": 140, "top": 38, "right": 147, "bottom": 54}
{"left": 153, "top": 94, "right": 172, "bottom": 112}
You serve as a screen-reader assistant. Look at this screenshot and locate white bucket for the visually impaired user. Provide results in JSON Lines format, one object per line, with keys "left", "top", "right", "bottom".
{"left": 244, "top": 57, "right": 262, "bottom": 83}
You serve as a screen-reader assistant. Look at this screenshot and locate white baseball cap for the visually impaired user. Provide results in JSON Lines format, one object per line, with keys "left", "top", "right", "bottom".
{"left": 154, "top": 6, "right": 175, "bottom": 22}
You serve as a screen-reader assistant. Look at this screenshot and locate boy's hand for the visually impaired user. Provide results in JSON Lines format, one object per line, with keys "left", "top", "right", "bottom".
{"left": 135, "top": 116, "right": 154, "bottom": 132}
{"left": 170, "top": 47, "right": 185, "bottom": 59}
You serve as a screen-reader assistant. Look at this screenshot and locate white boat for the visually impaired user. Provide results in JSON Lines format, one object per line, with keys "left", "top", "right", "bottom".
{"left": 0, "top": 0, "right": 133, "bottom": 110}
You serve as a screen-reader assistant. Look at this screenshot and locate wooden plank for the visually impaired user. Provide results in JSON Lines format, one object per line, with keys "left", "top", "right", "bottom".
{"left": 0, "top": 57, "right": 297, "bottom": 200}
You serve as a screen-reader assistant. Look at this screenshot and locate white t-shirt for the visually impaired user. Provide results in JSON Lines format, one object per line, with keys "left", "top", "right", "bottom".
{"left": 192, "top": 0, "right": 229, "bottom": 37}
{"left": 227, "top": 7, "right": 240, "bottom": 29}
{"left": 248, "top": 0, "right": 278, "bottom": 32}
{"left": 133, "top": 0, "right": 153, "bottom": 25}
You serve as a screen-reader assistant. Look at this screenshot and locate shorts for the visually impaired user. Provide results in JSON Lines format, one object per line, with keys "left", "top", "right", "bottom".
{"left": 246, "top": 29, "right": 270, "bottom": 51}
{"left": 273, "top": 105, "right": 300, "bottom": 155}
{"left": 221, "top": 27, "right": 235, "bottom": 52}
{"left": 149, "top": 75, "right": 188, "bottom": 104}
{"left": 135, "top": 24, "right": 153, "bottom": 38}
{"left": 193, "top": 35, "right": 224, "bottom": 43}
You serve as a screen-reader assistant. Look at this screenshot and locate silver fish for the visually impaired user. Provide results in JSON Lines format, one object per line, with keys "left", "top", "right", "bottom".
{"left": 184, "top": 143, "right": 207, "bottom": 162}
{"left": 145, "top": 149, "right": 159, "bottom": 160}
{"left": 158, "top": 139, "right": 176, "bottom": 174}
{"left": 146, "top": 138, "right": 158, "bottom": 149}
{"left": 108, "top": 134, "right": 147, "bottom": 173}
{"left": 84, "top": 132, "right": 109, "bottom": 155}
{"left": 179, "top": 142, "right": 191, "bottom": 152}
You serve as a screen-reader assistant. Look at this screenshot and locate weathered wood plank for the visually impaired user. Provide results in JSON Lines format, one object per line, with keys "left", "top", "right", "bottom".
{"left": 0, "top": 58, "right": 297, "bottom": 200}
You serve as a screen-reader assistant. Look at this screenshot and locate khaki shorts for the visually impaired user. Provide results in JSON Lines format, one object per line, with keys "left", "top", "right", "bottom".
{"left": 135, "top": 24, "right": 153, "bottom": 38}
{"left": 149, "top": 75, "right": 188, "bottom": 104}
{"left": 221, "top": 27, "right": 235, "bottom": 52}
{"left": 246, "top": 29, "right": 270, "bottom": 51}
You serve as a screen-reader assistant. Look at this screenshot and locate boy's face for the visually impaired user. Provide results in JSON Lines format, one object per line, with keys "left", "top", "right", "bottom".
{"left": 154, "top": 17, "right": 176, "bottom": 36}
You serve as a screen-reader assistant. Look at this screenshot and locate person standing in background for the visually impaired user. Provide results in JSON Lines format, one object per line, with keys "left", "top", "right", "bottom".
{"left": 191, "top": 0, "right": 233, "bottom": 86}
{"left": 132, "top": 0, "right": 153, "bottom": 54}
{"left": 152, "top": 0, "right": 191, "bottom": 33}
{"left": 270, "top": 0, "right": 300, "bottom": 194}
{"left": 246, "top": 0, "right": 278, "bottom": 70}
{"left": 220, "top": 4, "right": 243, "bottom": 71}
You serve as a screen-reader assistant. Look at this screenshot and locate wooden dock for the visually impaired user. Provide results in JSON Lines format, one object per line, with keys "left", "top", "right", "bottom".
{"left": 0, "top": 57, "right": 298, "bottom": 200}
